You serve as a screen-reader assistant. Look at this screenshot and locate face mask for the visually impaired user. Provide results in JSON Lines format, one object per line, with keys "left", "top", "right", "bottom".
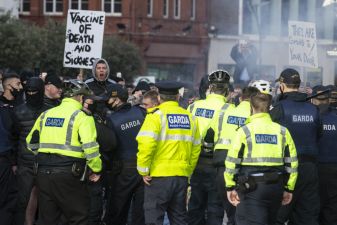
{"left": 86, "top": 102, "right": 97, "bottom": 114}
{"left": 10, "top": 87, "right": 23, "bottom": 99}
{"left": 26, "top": 91, "right": 44, "bottom": 108}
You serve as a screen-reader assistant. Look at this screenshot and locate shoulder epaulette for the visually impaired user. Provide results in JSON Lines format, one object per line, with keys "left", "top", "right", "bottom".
{"left": 148, "top": 108, "right": 159, "bottom": 114}
{"left": 81, "top": 110, "right": 92, "bottom": 116}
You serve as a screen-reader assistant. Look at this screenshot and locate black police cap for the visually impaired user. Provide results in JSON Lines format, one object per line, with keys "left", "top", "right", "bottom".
{"left": 276, "top": 68, "right": 301, "bottom": 85}
{"left": 312, "top": 85, "right": 330, "bottom": 100}
{"left": 155, "top": 81, "right": 183, "bottom": 95}
{"left": 104, "top": 84, "right": 129, "bottom": 102}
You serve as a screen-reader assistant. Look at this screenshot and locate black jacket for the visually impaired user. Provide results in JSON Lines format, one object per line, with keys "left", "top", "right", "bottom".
{"left": 85, "top": 78, "right": 115, "bottom": 96}
{"left": 13, "top": 103, "right": 49, "bottom": 166}
{"left": 93, "top": 113, "right": 117, "bottom": 171}
{"left": 0, "top": 98, "right": 18, "bottom": 164}
{"left": 44, "top": 96, "right": 61, "bottom": 109}
{"left": 106, "top": 104, "right": 146, "bottom": 163}
{"left": 270, "top": 91, "right": 322, "bottom": 156}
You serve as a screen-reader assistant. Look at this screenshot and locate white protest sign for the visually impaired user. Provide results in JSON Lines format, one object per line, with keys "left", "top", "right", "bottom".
{"left": 64, "top": 10, "right": 105, "bottom": 69}
{"left": 288, "top": 21, "right": 318, "bottom": 68}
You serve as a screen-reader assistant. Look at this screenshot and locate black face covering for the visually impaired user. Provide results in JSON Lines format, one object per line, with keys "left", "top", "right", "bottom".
{"left": 83, "top": 96, "right": 98, "bottom": 114}
{"left": 25, "top": 77, "right": 45, "bottom": 108}
{"left": 10, "top": 87, "right": 23, "bottom": 99}
{"left": 86, "top": 101, "right": 97, "bottom": 114}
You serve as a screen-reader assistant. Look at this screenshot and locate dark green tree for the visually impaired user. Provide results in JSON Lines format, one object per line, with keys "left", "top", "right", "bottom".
{"left": 0, "top": 14, "right": 41, "bottom": 72}
{"left": 0, "top": 15, "right": 143, "bottom": 80}
{"left": 102, "top": 35, "right": 143, "bottom": 81}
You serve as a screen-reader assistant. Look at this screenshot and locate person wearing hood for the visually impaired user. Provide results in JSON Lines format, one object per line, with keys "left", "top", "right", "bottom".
{"left": 271, "top": 68, "right": 321, "bottom": 225}
{"left": 44, "top": 74, "right": 63, "bottom": 109}
{"left": 85, "top": 58, "right": 116, "bottom": 96}
{"left": 13, "top": 77, "right": 49, "bottom": 225}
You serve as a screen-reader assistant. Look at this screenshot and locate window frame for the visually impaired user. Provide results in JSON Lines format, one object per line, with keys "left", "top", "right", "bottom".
{"left": 43, "top": 0, "right": 63, "bottom": 15}
{"left": 174, "top": 0, "right": 181, "bottom": 19}
{"left": 68, "top": 0, "right": 89, "bottom": 10}
{"left": 147, "top": 0, "right": 153, "bottom": 17}
{"left": 19, "top": 0, "right": 30, "bottom": 15}
{"left": 102, "top": 0, "right": 122, "bottom": 16}
{"left": 190, "top": 0, "right": 196, "bottom": 20}
{"left": 163, "top": 0, "right": 169, "bottom": 18}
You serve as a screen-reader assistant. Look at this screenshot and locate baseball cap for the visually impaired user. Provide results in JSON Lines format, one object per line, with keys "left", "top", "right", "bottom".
{"left": 45, "top": 75, "right": 63, "bottom": 89}
{"left": 276, "top": 68, "right": 301, "bottom": 85}
{"left": 133, "top": 81, "right": 151, "bottom": 94}
{"left": 104, "top": 84, "right": 129, "bottom": 102}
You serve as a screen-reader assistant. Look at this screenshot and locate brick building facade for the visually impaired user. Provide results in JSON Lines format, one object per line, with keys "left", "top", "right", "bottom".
{"left": 19, "top": 0, "right": 210, "bottom": 83}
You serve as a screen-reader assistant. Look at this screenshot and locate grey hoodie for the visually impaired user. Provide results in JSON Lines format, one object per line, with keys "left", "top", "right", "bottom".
{"left": 85, "top": 58, "right": 116, "bottom": 96}
{"left": 91, "top": 58, "right": 111, "bottom": 81}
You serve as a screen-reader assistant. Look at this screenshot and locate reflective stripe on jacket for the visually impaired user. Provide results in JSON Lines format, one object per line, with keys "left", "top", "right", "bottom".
{"left": 224, "top": 113, "right": 298, "bottom": 192}
{"left": 26, "top": 98, "right": 102, "bottom": 173}
{"left": 213, "top": 101, "right": 251, "bottom": 151}
{"left": 136, "top": 101, "right": 201, "bottom": 177}
{"left": 188, "top": 94, "right": 234, "bottom": 139}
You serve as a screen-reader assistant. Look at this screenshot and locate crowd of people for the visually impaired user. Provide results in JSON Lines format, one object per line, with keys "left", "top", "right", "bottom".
{"left": 0, "top": 58, "right": 336, "bottom": 225}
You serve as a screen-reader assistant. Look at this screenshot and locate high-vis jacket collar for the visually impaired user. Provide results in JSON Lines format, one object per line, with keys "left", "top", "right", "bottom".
{"left": 206, "top": 93, "right": 227, "bottom": 102}
{"left": 245, "top": 113, "right": 271, "bottom": 125}
{"left": 60, "top": 98, "right": 83, "bottom": 110}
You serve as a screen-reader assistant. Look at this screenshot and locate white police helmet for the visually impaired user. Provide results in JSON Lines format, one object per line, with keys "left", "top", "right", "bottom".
{"left": 249, "top": 80, "right": 272, "bottom": 95}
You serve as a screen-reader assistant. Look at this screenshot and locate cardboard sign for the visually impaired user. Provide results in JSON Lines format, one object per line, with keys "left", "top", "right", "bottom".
{"left": 63, "top": 10, "right": 105, "bottom": 69}
{"left": 288, "top": 21, "right": 318, "bottom": 68}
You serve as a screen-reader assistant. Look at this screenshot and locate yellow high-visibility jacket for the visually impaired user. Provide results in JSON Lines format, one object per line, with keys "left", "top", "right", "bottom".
{"left": 224, "top": 113, "right": 298, "bottom": 192}
{"left": 26, "top": 98, "right": 102, "bottom": 173}
{"left": 188, "top": 94, "right": 234, "bottom": 139}
{"left": 212, "top": 101, "right": 251, "bottom": 151}
{"left": 136, "top": 101, "right": 201, "bottom": 177}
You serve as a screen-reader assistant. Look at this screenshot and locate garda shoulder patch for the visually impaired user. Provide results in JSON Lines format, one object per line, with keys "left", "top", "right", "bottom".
{"left": 255, "top": 134, "right": 277, "bottom": 144}
{"left": 45, "top": 117, "right": 65, "bottom": 127}
{"left": 195, "top": 108, "right": 214, "bottom": 119}
{"left": 227, "top": 116, "right": 247, "bottom": 126}
{"left": 167, "top": 114, "right": 191, "bottom": 129}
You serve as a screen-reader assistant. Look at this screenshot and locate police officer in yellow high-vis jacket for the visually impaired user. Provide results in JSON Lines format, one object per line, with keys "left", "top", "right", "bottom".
{"left": 136, "top": 81, "right": 201, "bottom": 225}
{"left": 225, "top": 93, "right": 298, "bottom": 225}
{"left": 187, "top": 70, "right": 234, "bottom": 225}
{"left": 209, "top": 86, "right": 259, "bottom": 225}
{"left": 26, "top": 79, "right": 102, "bottom": 225}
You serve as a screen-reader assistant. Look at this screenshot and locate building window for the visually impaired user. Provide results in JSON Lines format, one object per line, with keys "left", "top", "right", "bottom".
{"left": 19, "top": 0, "right": 30, "bottom": 14}
{"left": 298, "top": 0, "right": 308, "bottom": 21}
{"left": 44, "top": 0, "right": 63, "bottom": 15}
{"left": 242, "top": 0, "right": 271, "bottom": 35}
{"left": 174, "top": 0, "right": 180, "bottom": 19}
{"left": 147, "top": 0, "right": 153, "bottom": 17}
{"left": 103, "top": 0, "right": 122, "bottom": 16}
{"left": 190, "top": 0, "right": 195, "bottom": 20}
{"left": 281, "top": 0, "right": 290, "bottom": 36}
{"left": 163, "top": 0, "right": 169, "bottom": 18}
{"left": 69, "top": 0, "right": 88, "bottom": 10}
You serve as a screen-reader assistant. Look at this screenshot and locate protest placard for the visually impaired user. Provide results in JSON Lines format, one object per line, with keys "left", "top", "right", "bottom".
{"left": 288, "top": 21, "right": 318, "bottom": 68}
{"left": 63, "top": 10, "right": 105, "bottom": 69}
